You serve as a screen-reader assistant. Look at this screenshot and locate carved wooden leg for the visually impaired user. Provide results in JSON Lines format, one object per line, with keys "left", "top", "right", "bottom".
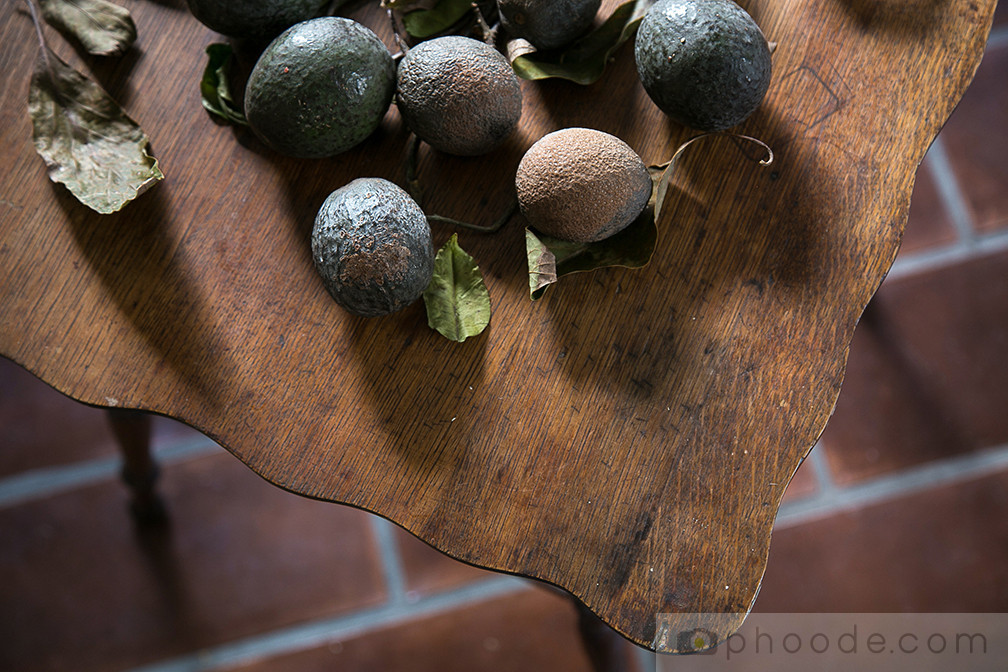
{"left": 106, "top": 409, "right": 167, "bottom": 525}
{"left": 574, "top": 596, "right": 625, "bottom": 672}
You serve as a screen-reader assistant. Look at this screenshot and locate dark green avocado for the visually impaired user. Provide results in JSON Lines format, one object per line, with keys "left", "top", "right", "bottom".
{"left": 312, "top": 178, "right": 434, "bottom": 318}
{"left": 244, "top": 17, "right": 395, "bottom": 159}
{"left": 396, "top": 36, "right": 522, "bottom": 157}
{"left": 186, "top": 0, "right": 328, "bottom": 41}
{"left": 634, "top": 0, "right": 772, "bottom": 132}
{"left": 497, "top": 0, "right": 601, "bottom": 51}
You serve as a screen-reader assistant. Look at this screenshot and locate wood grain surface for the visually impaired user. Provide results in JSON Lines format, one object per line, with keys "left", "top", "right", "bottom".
{"left": 0, "top": 0, "right": 995, "bottom": 651}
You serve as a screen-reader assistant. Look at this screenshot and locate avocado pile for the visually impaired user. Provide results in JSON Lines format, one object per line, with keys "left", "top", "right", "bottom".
{"left": 185, "top": 0, "right": 773, "bottom": 318}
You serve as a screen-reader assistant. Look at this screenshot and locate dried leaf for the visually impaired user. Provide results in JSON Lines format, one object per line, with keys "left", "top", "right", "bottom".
{"left": 509, "top": 0, "right": 653, "bottom": 85}
{"left": 200, "top": 43, "right": 248, "bottom": 126}
{"left": 424, "top": 234, "right": 491, "bottom": 342}
{"left": 401, "top": 0, "right": 473, "bottom": 39}
{"left": 29, "top": 46, "right": 163, "bottom": 214}
{"left": 526, "top": 165, "right": 665, "bottom": 300}
{"left": 38, "top": 0, "right": 136, "bottom": 57}
{"left": 526, "top": 229, "right": 557, "bottom": 296}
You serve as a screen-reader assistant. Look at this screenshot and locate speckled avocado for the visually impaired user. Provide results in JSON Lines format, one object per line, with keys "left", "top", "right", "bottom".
{"left": 312, "top": 178, "right": 434, "bottom": 318}
{"left": 635, "top": 0, "right": 772, "bottom": 132}
{"left": 516, "top": 128, "right": 652, "bottom": 243}
{"left": 396, "top": 36, "right": 522, "bottom": 157}
{"left": 186, "top": 0, "right": 328, "bottom": 41}
{"left": 498, "top": 0, "right": 601, "bottom": 51}
{"left": 244, "top": 17, "right": 395, "bottom": 159}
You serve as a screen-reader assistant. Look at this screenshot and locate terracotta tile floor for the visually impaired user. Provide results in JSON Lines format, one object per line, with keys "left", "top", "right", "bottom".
{"left": 2, "top": 17, "right": 1007, "bottom": 672}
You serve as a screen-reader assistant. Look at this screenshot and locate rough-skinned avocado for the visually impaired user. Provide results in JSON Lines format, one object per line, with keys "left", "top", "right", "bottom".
{"left": 498, "top": 0, "right": 601, "bottom": 51}
{"left": 635, "top": 0, "right": 772, "bottom": 132}
{"left": 312, "top": 178, "right": 434, "bottom": 318}
{"left": 396, "top": 36, "right": 522, "bottom": 157}
{"left": 186, "top": 0, "right": 328, "bottom": 41}
{"left": 244, "top": 17, "right": 395, "bottom": 159}
{"left": 516, "top": 128, "right": 652, "bottom": 243}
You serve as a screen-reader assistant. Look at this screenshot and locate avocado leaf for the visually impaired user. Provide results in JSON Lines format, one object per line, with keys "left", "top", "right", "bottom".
{"left": 526, "top": 162, "right": 668, "bottom": 300}
{"left": 424, "top": 234, "right": 491, "bottom": 342}
{"left": 38, "top": 0, "right": 136, "bottom": 57}
{"left": 200, "top": 43, "right": 248, "bottom": 126}
{"left": 508, "top": 0, "right": 653, "bottom": 85}
{"left": 401, "top": 0, "right": 473, "bottom": 40}
{"left": 28, "top": 45, "right": 163, "bottom": 214}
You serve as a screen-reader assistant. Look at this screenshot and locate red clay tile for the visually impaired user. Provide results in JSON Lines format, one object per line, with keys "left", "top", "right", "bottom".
{"left": 755, "top": 468, "right": 1008, "bottom": 612}
{"left": 820, "top": 250, "right": 1008, "bottom": 484}
{"left": 395, "top": 527, "right": 498, "bottom": 597}
{"left": 939, "top": 43, "right": 1008, "bottom": 233}
{"left": 0, "top": 356, "right": 120, "bottom": 476}
{"left": 898, "top": 155, "right": 958, "bottom": 255}
{"left": 0, "top": 452, "right": 386, "bottom": 672}
{"left": 0, "top": 356, "right": 206, "bottom": 478}
{"left": 225, "top": 588, "right": 643, "bottom": 672}
{"left": 780, "top": 455, "right": 819, "bottom": 504}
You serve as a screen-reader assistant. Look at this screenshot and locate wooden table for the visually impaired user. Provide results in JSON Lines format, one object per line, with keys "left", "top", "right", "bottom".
{"left": 0, "top": 0, "right": 996, "bottom": 654}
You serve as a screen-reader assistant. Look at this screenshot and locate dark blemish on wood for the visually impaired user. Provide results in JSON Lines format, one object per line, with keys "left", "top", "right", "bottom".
{"left": 744, "top": 277, "right": 764, "bottom": 295}
{"left": 601, "top": 510, "right": 654, "bottom": 591}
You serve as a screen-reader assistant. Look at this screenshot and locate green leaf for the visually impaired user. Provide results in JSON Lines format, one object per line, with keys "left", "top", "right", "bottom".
{"left": 402, "top": 0, "right": 473, "bottom": 39}
{"left": 200, "top": 43, "right": 248, "bottom": 126}
{"left": 382, "top": 0, "right": 439, "bottom": 12}
{"left": 526, "top": 164, "right": 666, "bottom": 300}
{"left": 38, "top": 0, "right": 136, "bottom": 57}
{"left": 423, "top": 234, "right": 491, "bottom": 342}
{"left": 508, "top": 0, "right": 653, "bottom": 85}
{"left": 29, "top": 46, "right": 163, "bottom": 214}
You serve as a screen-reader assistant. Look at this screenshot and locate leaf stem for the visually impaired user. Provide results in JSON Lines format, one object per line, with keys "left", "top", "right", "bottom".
{"left": 428, "top": 197, "right": 518, "bottom": 233}
{"left": 666, "top": 131, "right": 774, "bottom": 168}
{"left": 25, "top": 0, "right": 49, "bottom": 58}
{"left": 404, "top": 134, "right": 518, "bottom": 233}
{"left": 405, "top": 133, "right": 423, "bottom": 204}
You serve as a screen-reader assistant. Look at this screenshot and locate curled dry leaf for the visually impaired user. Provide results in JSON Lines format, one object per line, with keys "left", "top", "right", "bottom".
{"left": 424, "top": 234, "right": 491, "bottom": 342}
{"left": 508, "top": 0, "right": 652, "bottom": 85}
{"left": 29, "top": 46, "right": 163, "bottom": 214}
{"left": 38, "top": 0, "right": 136, "bottom": 57}
{"left": 201, "top": 43, "right": 248, "bottom": 126}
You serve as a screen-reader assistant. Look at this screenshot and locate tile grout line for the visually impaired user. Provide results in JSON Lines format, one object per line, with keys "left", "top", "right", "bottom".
{"left": 988, "top": 24, "right": 1008, "bottom": 50}
{"left": 368, "top": 516, "right": 410, "bottom": 606}
{"left": 0, "top": 436, "right": 221, "bottom": 509}
{"left": 921, "top": 135, "right": 977, "bottom": 244}
{"left": 775, "top": 442, "right": 1008, "bottom": 530}
{"left": 887, "top": 229, "right": 1008, "bottom": 280}
{"left": 122, "top": 575, "right": 530, "bottom": 672}
{"left": 807, "top": 441, "right": 838, "bottom": 494}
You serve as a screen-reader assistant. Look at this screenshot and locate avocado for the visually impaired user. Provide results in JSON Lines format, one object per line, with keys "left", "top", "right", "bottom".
{"left": 498, "top": 0, "right": 601, "bottom": 51}
{"left": 634, "top": 0, "right": 772, "bottom": 132}
{"left": 396, "top": 36, "right": 522, "bottom": 156}
{"left": 186, "top": 0, "right": 328, "bottom": 41}
{"left": 516, "top": 128, "right": 652, "bottom": 243}
{"left": 312, "top": 178, "right": 434, "bottom": 317}
{"left": 244, "top": 17, "right": 395, "bottom": 159}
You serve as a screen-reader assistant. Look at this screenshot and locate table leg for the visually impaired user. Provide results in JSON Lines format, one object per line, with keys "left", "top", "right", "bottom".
{"left": 105, "top": 409, "right": 167, "bottom": 525}
{"left": 574, "top": 596, "right": 625, "bottom": 672}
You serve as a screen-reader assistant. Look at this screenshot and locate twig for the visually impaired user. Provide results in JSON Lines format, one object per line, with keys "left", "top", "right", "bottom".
{"left": 472, "top": 2, "right": 497, "bottom": 45}
{"left": 428, "top": 197, "right": 518, "bottom": 233}
{"left": 404, "top": 134, "right": 518, "bottom": 233}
